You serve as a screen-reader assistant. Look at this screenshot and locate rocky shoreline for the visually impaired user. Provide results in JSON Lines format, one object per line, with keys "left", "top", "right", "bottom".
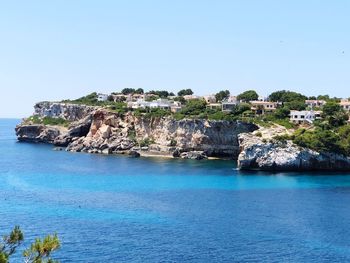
{"left": 16, "top": 102, "right": 258, "bottom": 160}
{"left": 237, "top": 127, "right": 350, "bottom": 171}
{"left": 16, "top": 102, "right": 350, "bottom": 170}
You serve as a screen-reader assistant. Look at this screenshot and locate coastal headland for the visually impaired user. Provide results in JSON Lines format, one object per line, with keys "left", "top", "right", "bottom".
{"left": 15, "top": 89, "right": 350, "bottom": 171}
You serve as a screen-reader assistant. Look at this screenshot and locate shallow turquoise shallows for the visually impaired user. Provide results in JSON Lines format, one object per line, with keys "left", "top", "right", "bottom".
{"left": 2, "top": 119, "right": 350, "bottom": 262}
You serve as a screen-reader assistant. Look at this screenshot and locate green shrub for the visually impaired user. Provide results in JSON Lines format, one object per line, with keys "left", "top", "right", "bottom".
{"left": 273, "top": 134, "right": 293, "bottom": 143}
{"left": 255, "top": 132, "right": 262, "bottom": 137}
{"left": 26, "top": 116, "right": 70, "bottom": 127}
{"left": 63, "top": 92, "right": 98, "bottom": 105}
{"left": 173, "top": 113, "right": 185, "bottom": 120}
{"left": 42, "top": 117, "right": 70, "bottom": 126}
{"left": 170, "top": 139, "right": 177, "bottom": 146}
{"left": 180, "top": 99, "right": 207, "bottom": 116}
{"left": 138, "top": 138, "right": 155, "bottom": 147}
{"left": 107, "top": 102, "right": 127, "bottom": 115}
{"left": 269, "top": 90, "right": 307, "bottom": 102}
{"left": 273, "top": 118, "right": 294, "bottom": 129}
{"left": 144, "top": 108, "right": 170, "bottom": 118}
{"left": 128, "top": 129, "right": 137, "bottom": 142}
{"left": 293, "top": 128, "right": 344, "bottom": 154}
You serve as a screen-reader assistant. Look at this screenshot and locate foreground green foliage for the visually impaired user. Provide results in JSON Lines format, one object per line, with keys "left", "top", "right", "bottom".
{"left": 23, "top": 234, "right": 60, "bottom": 263}
{"left": 0, "top": 226, "right": 23, "bottom": 263}
{"left": 0, "top": 227, "right": 60, "bottom": 263}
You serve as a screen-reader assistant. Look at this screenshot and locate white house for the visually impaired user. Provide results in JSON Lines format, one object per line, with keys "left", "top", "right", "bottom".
{"left": 183, "top": 95, "right": 203, "bottom": 101}
{"left": 227, "top": 96, "right": 238, "bottom": 103}
{"left": 149, "top": 99, "right": 173, "bottom": 109}
{"left": 257, "top": 96, "right": 268, "bottom": 102}
{"left": 222, "top": 102, "right": 239, "bottom": 112}
{"left": 128, "top": 98, "right": 182, "bottom": 111}
{"left": 222, "top": 97, "right": 239, "bottom": 112}
{"left": 97, "top": 93, "right": 109, "bottom": 102}
{"left": 127, "top": 99, "right": 149, "bottom": 109}
{"left": 290, "top": 110, "right": 322, "bottom": 124}
{"left": 203, "top": 95, "right": 217, "bottom": 104}
{"left": 305, "top": 100, "right": 327, "bottom": 108}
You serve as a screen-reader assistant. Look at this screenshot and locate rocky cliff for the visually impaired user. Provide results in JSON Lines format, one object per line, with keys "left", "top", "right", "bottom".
{"left": 15, "top": 124, "right": 63, "bottom": 143}
{"left": 34, "top": 102, "right": 97, "bottom": 121}
{"left": 16, "top": 102, "right": 258, "bottom": 159}
{"left": 237, "top": 127, "right": 350, "bottom": 171}
{"left": 16, "top": 102, "right": 95, "bottom": 144}
{"left": 18, "top": 102, "right": 350, "bottom": 168}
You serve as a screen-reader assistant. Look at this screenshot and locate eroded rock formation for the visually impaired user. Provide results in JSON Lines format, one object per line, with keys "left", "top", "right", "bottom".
{"left": 237, "top": 127, "right": 350, "bottom": 171}
{"left": 16, "top": 102, "right": 258, "bottom": 159}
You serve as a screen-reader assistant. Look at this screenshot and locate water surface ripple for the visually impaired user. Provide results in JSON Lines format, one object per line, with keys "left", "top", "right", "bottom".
{"left": 1, "top": 119, "right": 350, "bottom": 262}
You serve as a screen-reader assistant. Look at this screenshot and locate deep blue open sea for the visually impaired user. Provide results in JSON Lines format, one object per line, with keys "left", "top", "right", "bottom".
{"left": 2, "top": 119, "right": 350, "bottom": 262}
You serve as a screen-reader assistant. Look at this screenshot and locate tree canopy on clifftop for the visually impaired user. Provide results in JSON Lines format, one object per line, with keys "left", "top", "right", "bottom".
{"left": 237, "top": 90, "right": 259, "bottom": 102}
{"left": 268, "top": 90, "right": 307, "bottom": 102}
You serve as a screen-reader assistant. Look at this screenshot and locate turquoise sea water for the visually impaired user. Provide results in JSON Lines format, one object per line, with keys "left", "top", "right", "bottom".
{"left": 2, "top": 119, "right": 350, "bottom": 262}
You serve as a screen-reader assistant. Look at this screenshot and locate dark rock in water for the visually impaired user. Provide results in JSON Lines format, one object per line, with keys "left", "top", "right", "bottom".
{"left": 15, "top": 124, "right": 60, "bottom": 144}
{"left": 128, "top": 150, "right": 140, "bottom": 158}
{"left": 53, "top": 147, "right": 64, "bottom": 151}
{"left": 180, "top": 151, "right": 207, "bottom": 160}
{"left": 172, "top": 149, "right": 181, "bottom": 158}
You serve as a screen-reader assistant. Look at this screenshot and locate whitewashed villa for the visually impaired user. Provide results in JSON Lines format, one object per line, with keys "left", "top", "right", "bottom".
{"left": 290, "top": 110, "right": 322, "bottom": 124}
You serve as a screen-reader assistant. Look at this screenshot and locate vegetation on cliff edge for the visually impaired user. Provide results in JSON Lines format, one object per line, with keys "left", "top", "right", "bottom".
{"left": 26, "top": 116, "right": 71, "bottom": 127}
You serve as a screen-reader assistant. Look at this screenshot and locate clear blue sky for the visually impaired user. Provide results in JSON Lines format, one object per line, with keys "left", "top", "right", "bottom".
{"left": 0, "top": 0, "right": 349, "bottom": 118}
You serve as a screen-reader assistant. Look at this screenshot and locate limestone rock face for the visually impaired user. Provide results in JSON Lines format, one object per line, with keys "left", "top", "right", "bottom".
{"left": 65, "top": 110, "right": 135, "bottom": 153}
{"left": 16, "top": 102, "right": 258, "bottom": 158}
{"left": 62, "top": 109, "right": 257, "bottom": 158}
{"left": 17, "top": 102, "right": 350, "bottom": 167}
{"left": 238, "top": 131, "right": 350, "bottom": 171}
{"left": 134, "top": 118, "right": 258, "bottom": 158}
{"left": 53, "top": 115, "right": 93, "bottom": 147}
{"left": 34, "top": 102, "right": 97, "bottom": 121}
